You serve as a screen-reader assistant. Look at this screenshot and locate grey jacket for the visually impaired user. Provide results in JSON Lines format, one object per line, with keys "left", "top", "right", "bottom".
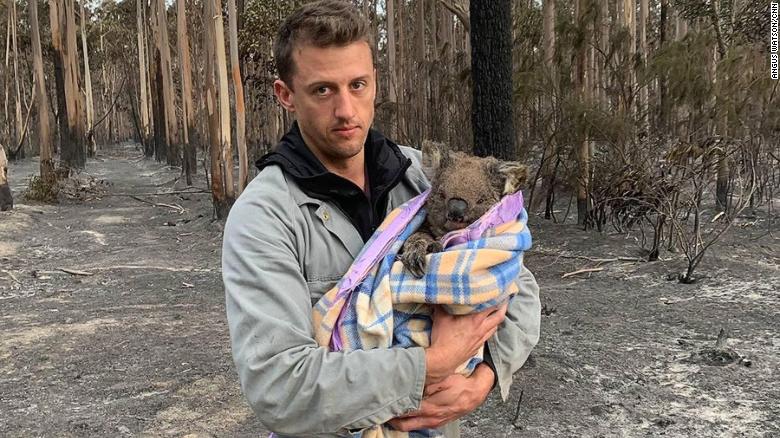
{"left": 222, "top": 146, "right": 541, "bottom": 437}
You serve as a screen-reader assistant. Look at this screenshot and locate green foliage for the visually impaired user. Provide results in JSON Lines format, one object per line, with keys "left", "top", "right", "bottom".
{"left": 648, "top": 33, "right": 714, "bottom": 110}
{"left": 91, "top": 0, "right": 136, "bottom": 69}
{"left": 715, "top": 46, "right": 772, "bottom": 126}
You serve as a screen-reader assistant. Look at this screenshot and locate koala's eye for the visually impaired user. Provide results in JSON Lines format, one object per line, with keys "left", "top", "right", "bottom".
{"left": 477, "top": 197, "right": 488, "bottom": 205}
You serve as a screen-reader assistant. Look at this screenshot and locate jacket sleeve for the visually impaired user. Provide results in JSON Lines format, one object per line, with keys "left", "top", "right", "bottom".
{"left": 222, "top": 188, "right": 426, "bottom": 436}
{"left": 486, "top": 264, "right": 541, "bottom": 401}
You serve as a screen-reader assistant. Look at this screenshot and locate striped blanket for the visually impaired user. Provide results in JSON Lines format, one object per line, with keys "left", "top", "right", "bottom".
{"left": 311, "top": 190, "right": 532, "bottom": 438}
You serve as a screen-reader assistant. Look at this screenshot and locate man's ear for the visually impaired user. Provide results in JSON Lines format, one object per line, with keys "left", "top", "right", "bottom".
{"left": 496, "top": 161, "right": 528, "bottom": 195}
{"left": 274, "top": 79, "right": 295, "bottom": 112}
{"left": 421, "top": 140, "right": 449, "bottom": 179}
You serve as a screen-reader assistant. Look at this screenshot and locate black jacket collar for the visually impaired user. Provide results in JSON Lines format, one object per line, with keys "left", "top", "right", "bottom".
{"left": 256, "top": 121, "right": 411, "bottom": 241}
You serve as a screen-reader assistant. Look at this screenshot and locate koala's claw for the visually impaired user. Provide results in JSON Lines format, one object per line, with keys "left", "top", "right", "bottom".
{"left": 399, "top": 247, "right": 427, "bottom": 278}
{"left": 427, "top": 241, "right": 443, "bottom": 253}
{"left": 400, "top": 232, "right": 440, "bottom": 278}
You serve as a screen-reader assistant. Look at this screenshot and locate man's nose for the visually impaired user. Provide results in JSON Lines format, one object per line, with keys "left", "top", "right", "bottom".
{"left": 333, "top": 90, "right": 356, "bottom": 120}
{"left": 447, "top": 198, "right": 468, "bottom": 221}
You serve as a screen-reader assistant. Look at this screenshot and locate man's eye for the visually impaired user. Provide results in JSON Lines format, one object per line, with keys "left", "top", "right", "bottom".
{"left": 351, "top": 81, "right": 366, "bottom": 90}
{"left": 315, "top": 86, "right": 329, "bottom": 95}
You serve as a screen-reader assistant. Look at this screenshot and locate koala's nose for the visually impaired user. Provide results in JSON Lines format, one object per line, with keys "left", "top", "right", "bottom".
{"left": 447, "top": 198, "right": 468, "bottom": 221}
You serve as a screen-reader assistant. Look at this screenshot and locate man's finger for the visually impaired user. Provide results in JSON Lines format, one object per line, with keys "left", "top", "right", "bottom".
{"left": 479, "top": 326, "right": 498, "bottom": 345}
{"left": 483, "top": 302, "right": 509, "bottom": 326}
{"left": 388, "top": 416, "right": 444, "bottom": 432}
{"left": 393, "top": 410, "right": 421, "bottom": 419}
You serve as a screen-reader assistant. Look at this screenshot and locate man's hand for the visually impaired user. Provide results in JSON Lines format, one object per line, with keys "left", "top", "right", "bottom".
{"left": 425, "top": 302, "right": 508, "bottom": 384}
{"left": 388, "top": 363, "right": 495, "bottom": 432}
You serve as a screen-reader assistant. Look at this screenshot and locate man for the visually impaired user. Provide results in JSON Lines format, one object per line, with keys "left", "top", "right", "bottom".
{"left": 222, "top": 1, "right": 541, "bottom": 436}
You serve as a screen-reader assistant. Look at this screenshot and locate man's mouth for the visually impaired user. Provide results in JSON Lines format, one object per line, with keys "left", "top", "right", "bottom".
{"left": 333, "top": 126, "right": 359, "bottom": 136}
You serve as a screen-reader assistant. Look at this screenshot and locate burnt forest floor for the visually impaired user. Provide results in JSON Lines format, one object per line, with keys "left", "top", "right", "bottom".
{"left": 1, "top": 142, "right": 778, "bottom": 437}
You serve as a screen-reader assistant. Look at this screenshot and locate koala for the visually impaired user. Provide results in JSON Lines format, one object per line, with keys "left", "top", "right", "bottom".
{"left": 399, "top": 141, "right": 528, "bottom": 277}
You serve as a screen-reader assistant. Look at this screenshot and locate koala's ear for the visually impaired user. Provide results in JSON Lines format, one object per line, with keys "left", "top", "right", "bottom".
{"left": 496, "top": 161, "right": 529, "bottom": 195}
{"left": 421, "top": 140, "right": 449, "bottom": 177}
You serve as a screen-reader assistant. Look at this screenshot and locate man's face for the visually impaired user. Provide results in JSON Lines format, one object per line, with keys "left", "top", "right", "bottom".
{"left": 274, "top": 41, "right": 376, "bottom": 169}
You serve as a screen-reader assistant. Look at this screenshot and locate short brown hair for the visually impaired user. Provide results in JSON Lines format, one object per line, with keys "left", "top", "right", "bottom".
{"left": 274, "top": 0, "right": 374, "bottom": 88}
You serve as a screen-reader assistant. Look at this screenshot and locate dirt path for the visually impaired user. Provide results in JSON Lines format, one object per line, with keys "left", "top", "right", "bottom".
{"left": 1, "top": 143, "right": 778, "bottom": 437}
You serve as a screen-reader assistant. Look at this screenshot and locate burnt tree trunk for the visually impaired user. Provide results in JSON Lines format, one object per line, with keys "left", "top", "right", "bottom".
{"left": 470, "top": 0, "right": 514, "bottom": 160}
{"left": 30, "top": 0, "right": 54, "bottom": 183}
{"left": 51, "top": 0, "right": 85, "bottom": 171}
{"left": 151, "top": 52, "right": 167, "bottom": 162}
{"left": 575, "top": 0, "right": 591, "bottom": 226}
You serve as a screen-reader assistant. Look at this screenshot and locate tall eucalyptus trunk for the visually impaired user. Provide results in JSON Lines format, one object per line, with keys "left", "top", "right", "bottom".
{"left": 228, "top": 0, "right": 248, "bottom": 193}
{"left": 177, "top": 0, "right": 197, "bottom": 184}
{"left": 30, "top": 0, "right": 54, "bottom": 182}
{"left": 80, "top": 0, "right": 96, "bottom": 156}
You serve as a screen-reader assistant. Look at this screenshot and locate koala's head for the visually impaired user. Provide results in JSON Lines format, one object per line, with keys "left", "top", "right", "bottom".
{"left": 421, "top": 141, "right": 528, "bottom": 237}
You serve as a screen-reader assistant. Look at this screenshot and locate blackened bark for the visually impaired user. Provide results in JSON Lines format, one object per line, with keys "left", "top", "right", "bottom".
{"left": 127, "top": 82, "right": 143, "bottom": 144}
{"left": 152, "top": 52, "right": 167, "bottom": 162}
{"left": 470, "top": 0, "right": 515, "bottom": 160}
{"left": 52, "top": 52, "right": 67, "bottom": 158}
{"left": 184, "top": 127, "right": 198, "bottom": 184}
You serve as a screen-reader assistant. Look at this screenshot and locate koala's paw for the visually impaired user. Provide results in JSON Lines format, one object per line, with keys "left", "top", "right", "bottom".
{"left": 399, "top": 242, "right": 428, "bottom": 278}
{"left": 426, "top": 241, "right": 443, "bottom": 253}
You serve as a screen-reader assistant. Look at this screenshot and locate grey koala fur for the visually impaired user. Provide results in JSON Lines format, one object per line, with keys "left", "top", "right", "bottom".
{"left": 399, "top": 141, "right": 528, "bottom": 277}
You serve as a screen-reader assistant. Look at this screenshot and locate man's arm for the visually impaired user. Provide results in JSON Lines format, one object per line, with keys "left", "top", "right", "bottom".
{"left": 223, "top": 191, "right": 426, "bottom": 436}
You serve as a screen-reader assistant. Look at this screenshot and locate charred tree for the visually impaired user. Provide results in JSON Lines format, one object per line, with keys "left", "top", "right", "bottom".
{"left": 30, "top": 0, "right": 55, "bottom": 183}
{"left": 470, "top": 0, "right": 514, "bottom": 160}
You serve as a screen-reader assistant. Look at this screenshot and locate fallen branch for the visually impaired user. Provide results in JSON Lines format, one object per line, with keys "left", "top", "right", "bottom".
{"left": 511, "top": 389, "right": 524, "bottom": 426}
{"left": 2, "top": 269, "right": 21, "bottom": 284}
{"left": 561, "top": 267, "right": 604, "bottom": 278}
{"left": 534, "top": 250, "right": 642, "bottom": 264}
{"left": 534, "top": 251, "right": 644, "bottom": 271}
{"left": 130, "top": 195, "right": 185, "bottom": 214}
{"left": 105, "top": 189, "right": 210, "bottom": 197}
{"left": 36, "top": 265, "right": 214, "bottom": 274}
{"left": 58, "top": 267, "right": 95, "bottom": 276}
{"left": 93, "top": 265, "right": 214, "bottom": 273}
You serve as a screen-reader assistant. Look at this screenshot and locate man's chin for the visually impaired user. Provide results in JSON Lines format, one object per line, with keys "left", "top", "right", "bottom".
{"left": 328, "top": 139, "right": 366, "bottom": 159}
